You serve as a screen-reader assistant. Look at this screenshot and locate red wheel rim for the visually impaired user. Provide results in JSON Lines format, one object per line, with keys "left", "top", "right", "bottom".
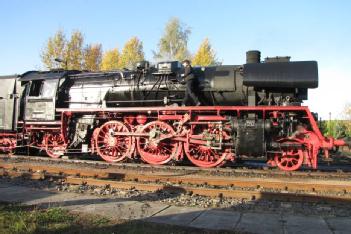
{"left": 184, "top": 142, "right": 227, "bottom": 168}
{"left": 137, "top": 121, "right": 181, "bottom": 165}
{"left": 0, "top": 136, "right": 16, "bottom": 155}
{"left": 6, "top": 137, "right": 16, "bottom": 155}
{"left": 96, "top": 121, "right": 134, "bottom": 163}
{"left": 45, "top": 133, "right": 66, "bottom": 159}
{"left": 274, "top": 148, "right": 304, "bottom": 171}
{"left": 184, "top": 123, "right": 230, "bottom": 168}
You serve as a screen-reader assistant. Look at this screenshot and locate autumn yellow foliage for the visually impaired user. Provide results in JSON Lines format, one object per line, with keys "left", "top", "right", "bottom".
{"left": 41, "top": 30, "right": 66, "bottom": 69}
{"left": 65, "top": 30, "right": 84, "bottom": 70}
{"left": 82, "top": 44, "right": 102, "bottom": 71}
{"left": 101, "top": 48, "right": 120, "bottom": 70}
{"left": 192, "top": 38, "right": 218, "bottom": 66}
{"left": 119, "top": 37, "right": 144, "bottom": 69}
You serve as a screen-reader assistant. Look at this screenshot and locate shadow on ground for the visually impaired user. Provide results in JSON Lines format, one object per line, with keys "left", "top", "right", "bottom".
{"left": 1, "top": 175, "right": 351, "bottom": 233}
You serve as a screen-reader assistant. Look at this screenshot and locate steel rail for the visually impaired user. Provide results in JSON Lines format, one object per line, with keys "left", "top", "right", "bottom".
{"left": 1, "top": 160, "right": 351, "bottom": 195}
{"left": 1, "top": 168, "right": 351, "bottom": 204}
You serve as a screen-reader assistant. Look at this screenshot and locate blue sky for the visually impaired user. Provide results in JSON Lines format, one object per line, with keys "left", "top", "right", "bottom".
{"left": 0, "top": 0, "right": 350, "bottom": 119}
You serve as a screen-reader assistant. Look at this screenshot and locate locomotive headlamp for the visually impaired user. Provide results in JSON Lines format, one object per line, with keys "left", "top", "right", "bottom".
{"left": 54, "top": 58, "right": 68, "bottom": 69}
{"left": 54, "top": 58, "right": 64, "bottom": 63}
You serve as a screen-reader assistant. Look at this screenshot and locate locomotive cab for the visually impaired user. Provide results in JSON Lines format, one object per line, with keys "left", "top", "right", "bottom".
{"left": 20, "top": 70, "right": 69, "bottom": 121}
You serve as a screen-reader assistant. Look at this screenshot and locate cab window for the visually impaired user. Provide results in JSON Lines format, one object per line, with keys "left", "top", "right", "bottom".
{"left": 29, "top": 80, "right": 42, "bottom": 96}
{"left": 41, "top": 79, "right": 58, "bottom": 98}
{"left": 28, "top": 79, "right": 58, "bottom": 98}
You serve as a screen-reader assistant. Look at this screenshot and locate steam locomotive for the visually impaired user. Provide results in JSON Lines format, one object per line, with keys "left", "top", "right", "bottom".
{"left": 0, "top": 50, "right": 349, "bottom": 171}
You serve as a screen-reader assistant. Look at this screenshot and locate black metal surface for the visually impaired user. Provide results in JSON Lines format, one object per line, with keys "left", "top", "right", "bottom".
{"left": 0, "top": 77, "right": 19, "bottom": 130}
{"left": 63, "top": 56, "right": 318, "bottom": 108}
{"left": 246, "top": 50, "right": 261, "bottom": 64}
{"left": 235, "top": 119, "right": 266, "bottom": 156}
{"left": 72, "top": 65, "right": 247, "bottom": 108}
{"left": 19, "top": 70, "right": 80, "bottom": 81}
{"left": 9, "top": 51, "right": 318, "bottom": 111}
{"left": 0, "top": 75, "right": 19, "bottom": 79}
{"left": 243, "top": 61, "right": 318, "bottom": 88}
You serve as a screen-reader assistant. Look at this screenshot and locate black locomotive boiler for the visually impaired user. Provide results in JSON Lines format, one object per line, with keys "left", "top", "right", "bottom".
{"left": 66, "top": 50, "right": 317, "bottom": 108}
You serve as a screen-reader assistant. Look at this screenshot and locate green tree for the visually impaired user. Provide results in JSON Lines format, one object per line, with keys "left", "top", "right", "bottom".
{"left": 322, "top": 104, "right": 351, "bottom": 138}
{"left": 342, "top": 103, "right": 351, "bottom": 137}
{"left": 65, "top": 30, "right": 84, "bottom": 70}
{"left": 153, "top": 17, "right": 191, "bottom": 61}
{"left": 82, "top": 43, "right": 102, "bottom": 71}
{"left": 41, "top": 30, "right": 67, "bottom": 69}
{"left": 119, "top": 37, "right": 144, "bottom": 69}
{"left": 192, "top": 38, "right": 219, "bottom": 66}
{"left": 321, "top": 103, "right": 351, "bottom": 138}
{"left": 323, "top": 120, "right": 345, "bottom": 138}
{"left": 101, "top": 47, "right": 120, "bottom": 70}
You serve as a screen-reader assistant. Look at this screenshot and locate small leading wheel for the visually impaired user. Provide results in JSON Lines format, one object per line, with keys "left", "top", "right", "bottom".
{"left": 184, "top": 142, "right": 229, "bottom": 168}
{"left": 274, "top": 148, "right": 304, "bottom": 171}
{"left": 44, "top": 133, "right": 66, "bottom": 159}
{"left": 0, "top": 135, "right": 16, "bottom": 156}
{"left": 95, "top": 121, "right": 134, "bottom": 163}
{"left": 137, "top": 121, "right": 181, "bottom": 165}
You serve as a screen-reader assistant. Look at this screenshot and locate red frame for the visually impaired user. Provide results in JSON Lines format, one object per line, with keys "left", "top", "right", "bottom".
{"left": 56, "top": 105, "right": 345, "bottom": 144}
{"left": 57, "top": 105, "right": 347, "bottom": 146}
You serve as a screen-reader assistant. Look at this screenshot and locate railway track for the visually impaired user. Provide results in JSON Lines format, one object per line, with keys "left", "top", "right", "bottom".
{"left": 1, "top": 154, "right": 351, "bottom": 204}
{"left": 1, "top": 154, "right": 351, "bottom": 180}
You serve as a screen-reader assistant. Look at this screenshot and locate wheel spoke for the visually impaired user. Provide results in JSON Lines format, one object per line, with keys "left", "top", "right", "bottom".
{"left": 184, "top": 125, "right": 229, "bottom": 168}
{"left": 95, "top": 121, "right": 133, "bottom": 163}
{"left": 137, "top": 121, "right": 179, "bottom": 165}
{"left": 45, "top": 133, "right": 66, "bottom": 159}
{"left": 274, "top": 146, "right": 304, "bottom": 171}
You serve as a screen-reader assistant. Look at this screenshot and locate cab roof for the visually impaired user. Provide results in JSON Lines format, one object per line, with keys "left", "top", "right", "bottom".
{"left": 19, "top": 70, "right": 80, "bottom": 81}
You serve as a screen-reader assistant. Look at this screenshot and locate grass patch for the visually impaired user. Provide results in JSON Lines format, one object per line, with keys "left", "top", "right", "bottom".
{"left": 0, "top": 202, "right": 77, "bottom": 233}
{"left": 0, "top": 202, "right": 238, "bottom": 234}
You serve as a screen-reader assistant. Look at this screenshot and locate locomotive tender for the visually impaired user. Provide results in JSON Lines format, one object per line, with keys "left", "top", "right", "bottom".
{"left": 0, "top": 50, "right": 349, "bottom": 171}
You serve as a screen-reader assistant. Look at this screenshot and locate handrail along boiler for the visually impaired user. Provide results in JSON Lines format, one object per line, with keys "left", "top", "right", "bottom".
{"left": 0, "top": 50, "right": 349, "bottom": 171}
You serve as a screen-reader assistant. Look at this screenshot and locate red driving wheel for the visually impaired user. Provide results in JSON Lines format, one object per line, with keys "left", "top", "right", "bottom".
{"left": 184, "top": 124, "right": 231, "bottom": 168}
{"left": 137, "top": 121, "right": 181, "bottom": 165}
{"left": 44, "top": 133, "right": 66, "bottom": 159}
{"left": 95, "top": 121, "right": 134, "bottom": 163}
{"left": 184, "top": 142, "right": 228, "bottom": 168}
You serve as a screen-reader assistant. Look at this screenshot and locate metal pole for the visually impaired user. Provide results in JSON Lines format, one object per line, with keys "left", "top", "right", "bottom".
{"left": 329, "top": 112, "right": 332, "bottom": 136}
